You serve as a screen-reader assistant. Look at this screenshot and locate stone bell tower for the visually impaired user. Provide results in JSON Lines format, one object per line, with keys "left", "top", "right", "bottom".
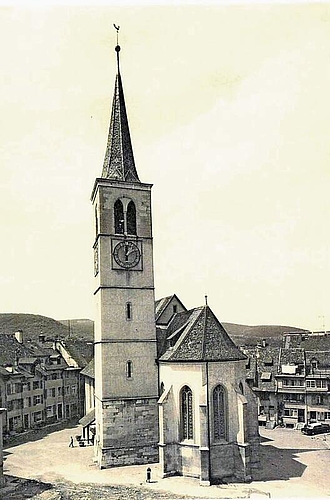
{"left": 91, "top": 39, "right": 159, "bottom": 468}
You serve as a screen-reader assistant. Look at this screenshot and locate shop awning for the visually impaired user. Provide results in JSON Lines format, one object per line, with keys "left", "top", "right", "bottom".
{"left": 79, "top": 409, "right": 95, "bottom": 428}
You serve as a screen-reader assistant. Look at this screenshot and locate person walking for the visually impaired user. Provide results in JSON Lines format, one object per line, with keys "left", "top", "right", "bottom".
{"left": 69, "top": 436, "right": 74, "bottom": 448}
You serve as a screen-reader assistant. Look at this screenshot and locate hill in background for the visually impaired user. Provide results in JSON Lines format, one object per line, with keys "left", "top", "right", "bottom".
{"left": 0, "top": 313, "right": 92, "bottom": 342}
{"left": 0, "top": 313, "right": 308, "bottom": 347}
{"left": 223, "top": 323, "right": 308, "bottom": 346}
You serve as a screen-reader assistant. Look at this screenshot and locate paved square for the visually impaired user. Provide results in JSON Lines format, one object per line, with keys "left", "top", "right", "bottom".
{"left": 3, "top": 425, "right": 330, "bottom": 499}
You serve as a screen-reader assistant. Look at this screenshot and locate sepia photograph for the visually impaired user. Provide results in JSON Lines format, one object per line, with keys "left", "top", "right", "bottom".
{"left": 0, "top": 0, "right": 329, "bottom": 498}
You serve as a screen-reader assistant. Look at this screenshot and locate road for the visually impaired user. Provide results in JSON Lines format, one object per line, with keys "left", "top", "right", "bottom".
{"left": 2, "top": 425, "right": 330, "bottom": 499}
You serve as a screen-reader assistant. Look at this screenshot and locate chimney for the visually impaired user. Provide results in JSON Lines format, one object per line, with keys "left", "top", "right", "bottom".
{"left": 14, "top": 330, "right": 23, "bottom": 344}
{"left": 262, "top": 338, "right": 267, "bottom": 348}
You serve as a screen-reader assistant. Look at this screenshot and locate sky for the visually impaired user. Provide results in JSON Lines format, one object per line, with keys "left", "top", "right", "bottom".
{"left": 0, "top": 1, "right": 329, "bottom": 330}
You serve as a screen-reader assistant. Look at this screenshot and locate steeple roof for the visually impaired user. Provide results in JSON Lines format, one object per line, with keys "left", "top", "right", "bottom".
{"left": 160, "top": 305, "right": 246, "bottom": 363}
{"left": 101, "top": 45, "right": 140, "bottom": 182}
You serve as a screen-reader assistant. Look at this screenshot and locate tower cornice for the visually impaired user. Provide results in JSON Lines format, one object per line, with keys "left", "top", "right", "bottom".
{"left": 91, "top": 177, "right": 153, "bottom": 203}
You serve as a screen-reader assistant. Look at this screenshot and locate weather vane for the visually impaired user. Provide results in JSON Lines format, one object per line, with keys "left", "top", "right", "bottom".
{"left": 113, "top": 23, "right": 120, "bottom": 45}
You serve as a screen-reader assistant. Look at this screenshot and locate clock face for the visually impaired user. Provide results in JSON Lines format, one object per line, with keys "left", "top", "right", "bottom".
{"left": 113, "top": 241, "right": 141, "bottom": 269}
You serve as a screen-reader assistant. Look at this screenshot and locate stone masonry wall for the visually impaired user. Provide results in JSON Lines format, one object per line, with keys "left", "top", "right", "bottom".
{"left": 100, "top": 397, "right": 159, "bottom": 467}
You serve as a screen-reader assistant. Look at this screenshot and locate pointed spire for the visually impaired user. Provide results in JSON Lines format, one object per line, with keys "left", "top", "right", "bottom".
{"left": 102, "top": 32, "right": 140, "bottom": 183}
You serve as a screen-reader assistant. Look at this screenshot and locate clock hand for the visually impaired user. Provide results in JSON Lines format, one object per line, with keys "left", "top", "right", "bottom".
{"left": 126, "top": 248, "right": 137, "bottom": 257}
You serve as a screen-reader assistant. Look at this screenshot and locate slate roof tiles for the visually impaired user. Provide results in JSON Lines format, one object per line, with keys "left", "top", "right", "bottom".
{"left": 160, "top": 306, "right": 246, "bottom": 363}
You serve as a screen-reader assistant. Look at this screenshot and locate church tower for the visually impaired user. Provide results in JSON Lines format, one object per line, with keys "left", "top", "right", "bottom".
{"left": 91, "top": 40, "right": 159, "bottom": 468}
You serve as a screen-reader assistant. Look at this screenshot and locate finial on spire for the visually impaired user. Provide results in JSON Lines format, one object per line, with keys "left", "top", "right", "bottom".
{"left": 205, "top": 295, "right": 208, "bottom": 306}
{"left": 113, "top": 23, "right": 121, "bottom": 72}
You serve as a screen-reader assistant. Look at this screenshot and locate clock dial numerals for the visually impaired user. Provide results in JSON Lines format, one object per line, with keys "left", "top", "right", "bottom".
{"left": 113, "top": 241, "right": 141, "bottom": 269}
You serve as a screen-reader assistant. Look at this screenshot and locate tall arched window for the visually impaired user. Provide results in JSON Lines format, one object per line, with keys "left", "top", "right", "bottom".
{"left": 180, "top": 385, "right": 193, "bottom": 440}
{"left": 160, "top": 382, "right": 165, "bottom": 395}
{"left": 114, "top": 199, "right": 124, "bottom": 234}
{"left": 126, "top": 200, "right": 137, "bottom": 235}
{"left": 213, "top": 384, "right": 227, "bottom": 441}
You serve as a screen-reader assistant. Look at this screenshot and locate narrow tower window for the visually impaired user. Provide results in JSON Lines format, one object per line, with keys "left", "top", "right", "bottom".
{"left": 126, "top": 360, "right": 133, "bottom": 379}
{"left": 213, "top": 384, "right": 227, "bottom": 441}
{"left": 114, "top": 199, "right": 124, "bottom": 234}
{"left": 126, "top": 302, "right": 132, "bottom": 320}
{"left": 95, "top": 205, "right": 99, "bottom": 236}
{"left": 126, "top": 200, "right": 137, "bottom": 235}
{"left": 180, "top": 385, "right": 193, "bottom": 440}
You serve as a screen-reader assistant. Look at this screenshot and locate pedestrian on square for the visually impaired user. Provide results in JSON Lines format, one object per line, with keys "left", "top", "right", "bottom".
{"left": 69, "top": 436, "right": 74, "bottom": 448}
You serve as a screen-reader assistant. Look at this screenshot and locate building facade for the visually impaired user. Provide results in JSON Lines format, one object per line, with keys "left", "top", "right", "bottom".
{"left": 90, "top": 41, "right": 260, "bottom": 481}
{"left": 244, "top": 337, "right": 330, "bottom": 428}
{"left": 0, "top": 332, "right": 87, "bottom": 436}
{"left": 91, "top": 43, "right": 159, "bottom": 468}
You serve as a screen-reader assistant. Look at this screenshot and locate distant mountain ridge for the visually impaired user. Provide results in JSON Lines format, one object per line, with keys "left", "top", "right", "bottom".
{"left": 0, "top": 313, "right": 307, "bottom": 346}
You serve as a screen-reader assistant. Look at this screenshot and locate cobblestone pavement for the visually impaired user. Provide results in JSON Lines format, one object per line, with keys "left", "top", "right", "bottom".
{"left": 3, "top": 425, "right": 330, "bottom": 499}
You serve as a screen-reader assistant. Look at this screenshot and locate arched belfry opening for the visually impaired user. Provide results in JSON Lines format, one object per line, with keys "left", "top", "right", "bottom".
{"left": 114, "top": 198, "right": 137, "bottom": 235}
{"left": 127, "top": 200, "right": 137, "bottom": 235}
{"left": 114, "top": 199, "right": 124, "bottom": 234}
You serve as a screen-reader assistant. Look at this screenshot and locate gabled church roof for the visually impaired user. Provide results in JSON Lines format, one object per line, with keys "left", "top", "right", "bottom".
{"left": 155, "top": 294, "right": 186, "bottom": 322}
{"left": 101, "top": 45, "right": 140, "bottom": 183}
{"left": 160, "top": 305, "right": 246, "bottom": 363}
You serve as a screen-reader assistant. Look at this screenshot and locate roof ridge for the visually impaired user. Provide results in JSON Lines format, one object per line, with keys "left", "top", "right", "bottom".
{"left": 168, "top": 308, "right": 203, "bottom": 355}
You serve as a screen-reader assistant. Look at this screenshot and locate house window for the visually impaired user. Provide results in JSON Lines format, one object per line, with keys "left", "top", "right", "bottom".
{"left": 126, "top": 302, "right": 132, "bottom": 320}
{"left": 71, "top": 385, "right": 77, "bottom": 395}
{"left": 127, "top": 200, "right": 137, "bottom": 235}
{"left": 33, "top": 395, "right": 43, "bottom": 405}
{"left": 311, "top": 359, "right": 318, "bottom": 371}
{"left": 160, "top": 382, "right": 165, "bottom": 394}
{"left": 173, "top": 305, "right": 178, "bottom": 314}
{"left": 48, "top": 388, "right": 56, "bottom": 398}
{"left": 180, "top": 385, "right": 193, "bottom": 440}
{"left": 213, "top": 384, "right": 227, "bottom": 441}
{"left": 22, "top": 382, "right": 31, "bottom": 392}
{"left": 126, "top": 361, "right": 133, "bottom": 379}
{"left": 33, "top": 411, "right": 43, "bottom": 423}
{"left": 46, "top": 406, "right": 54, "bottom": 417}
{"left": 114, "top": 199, "right": 124, "bottom": 234}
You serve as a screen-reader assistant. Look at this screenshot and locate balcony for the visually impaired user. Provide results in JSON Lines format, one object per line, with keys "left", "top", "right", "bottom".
{"left": 277, "top": 385, "right": 305, "bottom": 393}
{"left": 283, "top": 401, "right": 305, "bottom": 408}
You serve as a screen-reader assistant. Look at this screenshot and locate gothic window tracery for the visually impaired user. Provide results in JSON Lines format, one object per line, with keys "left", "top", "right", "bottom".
{"left": 180, "top": 385, "right": 193, "bottom": 440}
{"left": 213, "top": 384, "right": 227, "bottom": 441}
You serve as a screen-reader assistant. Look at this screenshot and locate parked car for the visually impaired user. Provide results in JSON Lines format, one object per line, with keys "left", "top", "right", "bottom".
{"left": 301, "top": 423, "right": 330, "bottom": 435}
